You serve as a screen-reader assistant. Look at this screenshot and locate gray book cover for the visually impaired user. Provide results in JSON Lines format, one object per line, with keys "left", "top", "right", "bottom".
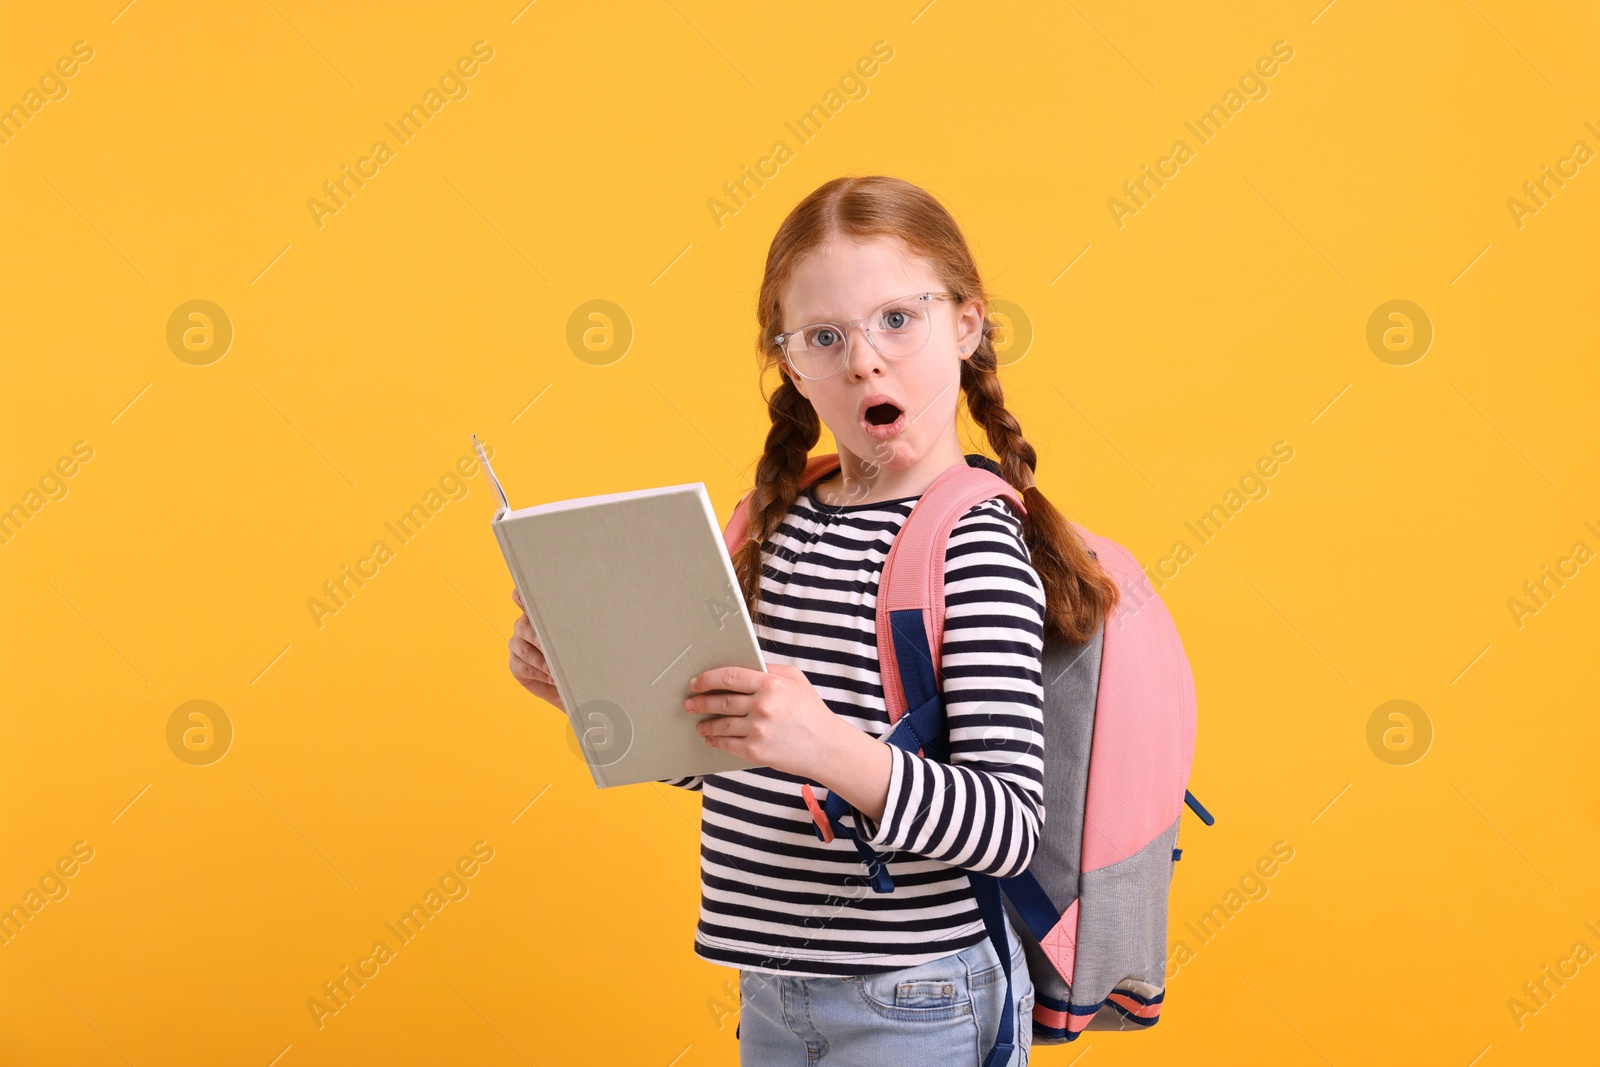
{"left": 475, "top": 436, "right": 767, "bottom": 788}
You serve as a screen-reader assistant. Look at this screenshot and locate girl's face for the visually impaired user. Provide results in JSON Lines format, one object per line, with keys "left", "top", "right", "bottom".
{"left": 778, "top": 236, "right": 984, "bottom": 493}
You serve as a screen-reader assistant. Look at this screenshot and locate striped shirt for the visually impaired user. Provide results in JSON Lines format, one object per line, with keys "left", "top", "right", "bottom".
{"left": 659, "top": 480, "right": 1047, "bottom": 976}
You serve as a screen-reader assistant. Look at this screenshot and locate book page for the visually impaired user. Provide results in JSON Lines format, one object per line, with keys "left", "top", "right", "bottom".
{"left": 500, "top": 482, "right": 706, "bottom": 520}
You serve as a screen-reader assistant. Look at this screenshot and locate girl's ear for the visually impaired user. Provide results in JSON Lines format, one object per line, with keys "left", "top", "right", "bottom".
{"left": 955, "top": 299, "right": 985, "bottom": 360}
{"left": 783, "top": 365, "right": 812, "bottom": 402}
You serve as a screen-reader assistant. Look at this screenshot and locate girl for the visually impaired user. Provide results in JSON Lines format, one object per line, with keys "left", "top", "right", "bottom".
{"left": 509, "top": 175, "right": 1117, "bottom": 1065}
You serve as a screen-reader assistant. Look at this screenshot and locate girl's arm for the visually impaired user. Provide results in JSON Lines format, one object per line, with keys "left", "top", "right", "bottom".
{"left": 824, "top": 498, "right": 1046, "bottom": 879}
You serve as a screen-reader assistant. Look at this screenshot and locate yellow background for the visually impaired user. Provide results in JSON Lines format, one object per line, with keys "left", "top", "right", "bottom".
{"left": 3, "top": 1, "right": 1597, "bottom": 1063}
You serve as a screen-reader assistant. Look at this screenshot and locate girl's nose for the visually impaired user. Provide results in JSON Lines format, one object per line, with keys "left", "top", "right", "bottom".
{"left": 842, "top": 322, "right": 886, "bottom": 377}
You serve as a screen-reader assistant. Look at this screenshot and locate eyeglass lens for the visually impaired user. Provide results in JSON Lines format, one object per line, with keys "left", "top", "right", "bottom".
{"left": 783, "top": 297, "right": 932, "bottom": 379}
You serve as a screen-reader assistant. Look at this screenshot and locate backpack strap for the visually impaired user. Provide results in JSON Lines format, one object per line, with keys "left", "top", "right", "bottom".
{"left": 875, "top": 458, "right": 1025, "bottom": 726}
{"left": 876, "top": 459, "right": 1027, "bottom": 1067}
{"left": 719, "top": 456, "right": 1025, "bottom": 877}
{"left": 720, "top": 456, "right": 1029, "bottom": 1065}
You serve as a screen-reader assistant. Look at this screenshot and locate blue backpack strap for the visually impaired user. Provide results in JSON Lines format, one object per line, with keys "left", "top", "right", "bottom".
{"left": 995, "top": 868, "right": 1060, "bottom": 941}
{"left": 813, "top": 787, "right": 893, "bottom": 894}
{"left": 804, "top": 456, "right": 1032, "bottom": 1064}
{"left": 890, "top": 605, "right": 1019, "bottom": 1065}
{"left": 970, "top": 872, "right": 1020, "bottom": 1066}
{"left": 809, "top": 608, "right": 949, "bottom": 894}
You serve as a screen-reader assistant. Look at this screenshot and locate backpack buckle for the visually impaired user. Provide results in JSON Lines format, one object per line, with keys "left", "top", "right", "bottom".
{"left": 800, "top": 783, "right": 834, "bottom": 843}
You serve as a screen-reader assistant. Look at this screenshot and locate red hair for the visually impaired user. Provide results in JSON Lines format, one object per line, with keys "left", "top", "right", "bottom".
{"left": 734, "top": 175, "right": 1118, "bottom": 644}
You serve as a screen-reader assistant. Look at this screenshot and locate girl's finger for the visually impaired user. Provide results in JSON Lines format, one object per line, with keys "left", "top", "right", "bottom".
{"left": 508, "top": 654, "right": 537, "bottom": 683}
{"left": 508, "top": 630, "right": 552, "bottom": 679}
{"left": 689, "top": 667, "right": 761, "bottom": 694}
{"left": 509, "top": 627, "right": 542, "bottom": 664}
{"left": 512, "top": 649, "right": 552, "bottom": 683}
{"left": 685, "top": 691, "right": 749, "bottom": 715}
{"left": 508, "top": 643, "right": 559, "bottom": 689}
{"left": 515, "top": 668, "right": 564, "bottom": 711}
{"left": 697, "top": 714, "right": 748, "bottom": 738}
{"left": 512, "top": 614, "right": 543, "bottom": 650}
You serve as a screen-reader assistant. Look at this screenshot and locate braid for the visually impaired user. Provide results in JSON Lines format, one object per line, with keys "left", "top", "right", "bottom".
{"left": 732, "top": 374, "right": 820, "bottom": 625}
{"left": 744, "top": 172, "right": 1120, "bottom": 645}
{"left": 961, "top": 331, "right": 1119, "bottom": 644}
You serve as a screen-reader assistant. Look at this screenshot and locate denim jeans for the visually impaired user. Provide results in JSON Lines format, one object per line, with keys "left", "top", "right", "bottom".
{"left": 736, "top": 926, "right": 1035, "bottom": 1066}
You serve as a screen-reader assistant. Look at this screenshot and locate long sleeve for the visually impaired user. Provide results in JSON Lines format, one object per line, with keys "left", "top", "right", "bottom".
{"left": 658, "top": 775, "right": 706, "bottom": 792}
{"left": 853, "top": 497, "right": 1046, "bottom": 879}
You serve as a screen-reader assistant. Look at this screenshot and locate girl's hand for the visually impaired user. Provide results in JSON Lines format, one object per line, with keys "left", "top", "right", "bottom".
{"left": 509, "top": 586, "right": 565, "bottom": 713}
{"left": 683, "top": 663, "right": 845, "bottom": 778}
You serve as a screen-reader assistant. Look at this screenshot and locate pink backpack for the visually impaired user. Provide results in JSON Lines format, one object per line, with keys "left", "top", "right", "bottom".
{"left": 722, "top": 453, "right": 1208, "bottom": 1063}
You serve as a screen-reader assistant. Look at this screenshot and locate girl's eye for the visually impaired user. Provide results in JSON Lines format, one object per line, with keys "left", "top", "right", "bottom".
{"left": 807, "top": 327, "right": 840, "bottom": 348}
{"left": 880, "top": 308, "right": 912, "bottom": 331}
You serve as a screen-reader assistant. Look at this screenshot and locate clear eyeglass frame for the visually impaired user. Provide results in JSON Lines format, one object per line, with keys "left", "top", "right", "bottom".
{"left": 773, "top": 291, "right": 959, "bottom": 381}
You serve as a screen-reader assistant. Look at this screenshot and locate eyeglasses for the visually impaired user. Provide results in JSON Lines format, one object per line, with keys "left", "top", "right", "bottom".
{"left": 774, "top": 292, "right": 958, "bottom": 381}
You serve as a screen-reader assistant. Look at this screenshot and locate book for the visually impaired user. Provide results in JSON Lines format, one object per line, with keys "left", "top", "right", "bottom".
{"left": 473, "top": 435, "right": 767, "bottom": 787}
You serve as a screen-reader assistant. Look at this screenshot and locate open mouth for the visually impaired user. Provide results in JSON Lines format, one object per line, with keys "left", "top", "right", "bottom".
{"left": 860, "top": 398, "right": 907, "bottom": 440}
{"left": 864, "top": 403, "right": 902, "bottom": 426}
